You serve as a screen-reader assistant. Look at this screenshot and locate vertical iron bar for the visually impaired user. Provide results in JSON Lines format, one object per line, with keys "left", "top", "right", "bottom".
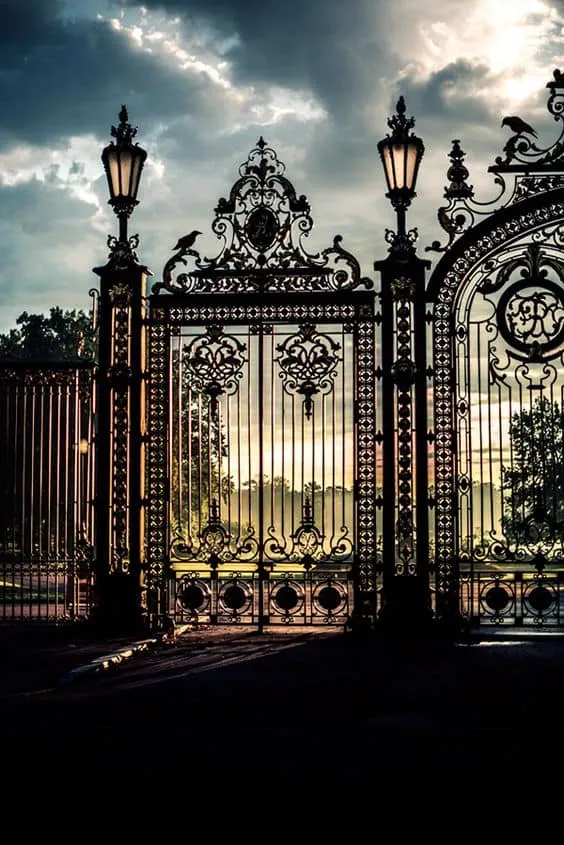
{"left": 258, "top": 326, "right": 265, "bottom": 632}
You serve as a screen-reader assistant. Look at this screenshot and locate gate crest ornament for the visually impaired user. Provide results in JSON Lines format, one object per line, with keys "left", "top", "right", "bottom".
{"left": 478, "top": 243, "right": 564, "bottom": 359}
{"left": 154, "top": 137, "right": 373, "bottom": 294}
{"left": 427, "top": 69, "right": 564, "bottom": 255}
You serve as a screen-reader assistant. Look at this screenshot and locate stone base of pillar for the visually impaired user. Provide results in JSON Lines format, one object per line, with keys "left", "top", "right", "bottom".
{"left": 376, "top": 576, "right": 435, "bottom": 634}
{"left": 89, "top": 573, "right": 147, "bottom": 636}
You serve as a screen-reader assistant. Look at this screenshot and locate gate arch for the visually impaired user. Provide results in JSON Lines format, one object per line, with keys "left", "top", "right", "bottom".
{"left": 144, "top": 138, "right": 379, "bottom": 628}
{"left": 428, "top": 71, "right": 564, "bottom": 626}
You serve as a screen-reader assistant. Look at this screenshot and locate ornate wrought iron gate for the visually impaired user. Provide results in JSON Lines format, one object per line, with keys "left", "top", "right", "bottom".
{"left": 144, "top": 139, "right": 379, "bottom": 627}
{"left": 428, "top": 71, "right": 564, "bottom": 627}
{"left": 88, "top": 70, "right": 564, "bottom": 633}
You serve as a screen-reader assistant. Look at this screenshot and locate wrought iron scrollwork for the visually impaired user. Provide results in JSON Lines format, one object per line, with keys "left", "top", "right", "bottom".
{"left": 427, "top": 70, "right": 564, "bottom": 254}
{"left": 154, "top": 139, "right": 373, "bottom": 294}
{"left": 170, "top": 498, "right": 259, "bottom": 568}
{"left": 275, "top": 323, "right": 341, "bottom": 419}
{"left": 291, "top": 498, "right": 323, "bottom": 569}
{"left": 477, "top": 243, "right": 564, "bottom": 361}
{"left": 262, "top": 497, "right": 353, "bottom": 568}
{"left": 106, "top": 233, "right": 140, "bottom": 268}
{"left": 183, "top": 324, "right": 246, "bottom": 413}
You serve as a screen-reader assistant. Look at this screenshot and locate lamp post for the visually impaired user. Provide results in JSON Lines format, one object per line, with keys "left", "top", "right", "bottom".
{"left": 93, "top": 106, "right": 150, "bottom": 633}
{"left": 101, "top": 105, "right": 147, "bottom": 245}
{"left": 377, "top": 96, "right": 424, "bottom": 240}
{"left": 374, "top": 97, "right": 433, "bottom": 631}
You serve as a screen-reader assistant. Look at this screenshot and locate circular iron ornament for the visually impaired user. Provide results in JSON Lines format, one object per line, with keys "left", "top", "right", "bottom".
{"left": 497, "top": 279, "right": 564, "bottom": 354}
{"left": 222, "top": 585, "right": 247, "bottom": 610}
{"left": 524, "top": 583, "right": 555, "bottom": 614}
{"left": 246, "top": 206, "right": 279, "bottom": 251}
{"left": 176, "top": 579, "right": 210, "bottom": 613}
{"left": 178, "top": 584, "right": 207, "bottom": 611}
{"left": 483, "top": 584, "right": 512, "bottom": 613}
{"left": 274, "top": 585, "right": 300, "bottom": 611}
{"left": 313, "top": 580, "right": 347, "bottom": 616}
{"left": 219, "top": 580, "right": 253, "bottom": 615}
{"left": 317, "top": 586, "right": 342, "bottom": 611}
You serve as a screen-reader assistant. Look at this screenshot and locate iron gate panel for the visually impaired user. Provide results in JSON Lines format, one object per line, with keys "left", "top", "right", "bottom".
{"left": 451, "top": 228, "right": 564, "bottom": 625}
{"left": 143, "top": 136, "right": 378, "bottom": 628}
{"left": 0, "top": 363, "right": 94, "bottom": 621}
{"left": 428, "top": 76, "right": 564, "bottom": 628}
{"left": 146, "top": 296, "right": 378, "bottom": 627}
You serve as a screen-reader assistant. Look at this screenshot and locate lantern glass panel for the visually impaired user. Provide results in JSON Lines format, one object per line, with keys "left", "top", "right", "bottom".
{"left": 106, "top": 149, "right": 120, "bottom": 199}
{"left": 119, "top": 150, "right": 133, "bottom": 198}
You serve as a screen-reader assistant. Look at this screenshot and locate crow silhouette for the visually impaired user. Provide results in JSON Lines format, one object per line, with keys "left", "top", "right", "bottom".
{"left": 173, "top": 230, "right": 201, "bottom": 250}
{"left": 501, "top": 116, "right": 537, "bottom": 137}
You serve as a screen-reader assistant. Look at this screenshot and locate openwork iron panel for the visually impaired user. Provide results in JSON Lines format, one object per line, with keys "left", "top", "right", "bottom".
{"left": 171, "top": 571, "right": 360, "bottom": 626}
{"left": 146, "top": 299, "right": 377, "bottom": 626}
{"left": 460, "top": 570, "right": 564, "bottom": 626}
{"left": 0, "top": 364, "right": 94, "bottom": 621}
{"left": 145, "top": 138, "right": 378, "bottom": 627}
{"left": 432, "top": 208, "right": 564, "bottom": 625}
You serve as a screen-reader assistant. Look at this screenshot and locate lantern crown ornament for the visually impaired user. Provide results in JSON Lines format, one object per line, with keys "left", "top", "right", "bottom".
{"left": 378, "top": 96, "right": 425, "bottom": 212}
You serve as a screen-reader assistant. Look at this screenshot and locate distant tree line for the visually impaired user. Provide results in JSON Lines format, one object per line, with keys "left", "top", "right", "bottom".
{"left": 0, "top": 307, "right": 97, "bottom": 362}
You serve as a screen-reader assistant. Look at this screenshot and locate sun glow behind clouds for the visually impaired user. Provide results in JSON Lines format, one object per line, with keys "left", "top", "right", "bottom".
{"left": 413, "top": 0, "right": 564, "bottom": 108}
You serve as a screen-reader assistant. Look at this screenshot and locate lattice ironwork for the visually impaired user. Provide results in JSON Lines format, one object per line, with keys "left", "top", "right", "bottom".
{"left": 146, "top": 139, "right": 378, "bottom": 627}
{"left": 145, "top": 321, "right": 169, "bottom": 616}
{"left": 427, "top": 70, "right": 564, "bottom": 625}
{"left": 0, "top": 363, "right": 95, "bottom": 621}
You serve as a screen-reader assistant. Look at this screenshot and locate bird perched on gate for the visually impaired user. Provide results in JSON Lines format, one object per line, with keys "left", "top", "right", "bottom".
{"left": 501, "top": 116, "right": 537, "bottom": 137}
{"left": 173, "top": 230, "right": 202, "bottom": 251}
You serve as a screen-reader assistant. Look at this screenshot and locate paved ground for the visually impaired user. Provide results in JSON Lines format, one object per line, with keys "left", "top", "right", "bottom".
{"left": 2, "top": 622, "right": 564, "bottom": 796}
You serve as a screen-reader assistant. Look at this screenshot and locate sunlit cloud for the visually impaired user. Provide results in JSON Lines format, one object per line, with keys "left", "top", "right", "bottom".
{"left": 404, "top": 0, "right": 564, "bottom": 109}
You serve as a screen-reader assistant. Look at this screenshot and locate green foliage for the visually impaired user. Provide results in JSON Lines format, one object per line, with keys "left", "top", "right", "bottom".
{"left": 502, "top": 396, "right": 564, "bottom": 541}
{"left": 0, "top": 307, "right": 97, "bottom": 362}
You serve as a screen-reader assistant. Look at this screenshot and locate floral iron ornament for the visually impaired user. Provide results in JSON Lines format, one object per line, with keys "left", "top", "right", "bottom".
{"left": 183, "top": 325, "right": 246, "bottom": 414}
{"left": 154, "top": 138, "right": 373, "bottom": 295}
{"left": 427, "top": 69, "right": 564, "bottom": 254}
{"left": 276, "top": 323, "right": 341, "bottom": 420}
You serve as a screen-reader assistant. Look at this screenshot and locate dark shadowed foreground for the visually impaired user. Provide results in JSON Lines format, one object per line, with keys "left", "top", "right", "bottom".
{"left": 1, "top": 625, "right": 563, "bottom": 795}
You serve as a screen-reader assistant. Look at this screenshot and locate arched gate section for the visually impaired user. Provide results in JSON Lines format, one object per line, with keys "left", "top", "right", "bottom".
{"left": 429, "top": 72, "right": 564, "bottom": 627}
{"left": 144, "top": 139, "right": 379, "bottom": 627}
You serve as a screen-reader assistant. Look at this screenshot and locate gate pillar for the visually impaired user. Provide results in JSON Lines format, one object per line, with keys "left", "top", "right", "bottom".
{"left": 375, "top": 97, "right": 434, "bottom": 631}
{"left": 375, "top": 242, "right": 433, "bottom": 629}
{"left": 92, "top": 243, "right": 149, "bottom": 632}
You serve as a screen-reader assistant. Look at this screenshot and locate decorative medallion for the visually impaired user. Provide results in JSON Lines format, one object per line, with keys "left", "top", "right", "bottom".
{"left": 498, "top": 281, "right": 564, "bottom": 355}
{"left": 246, "top": 206, "right": 279, "bottom": 251}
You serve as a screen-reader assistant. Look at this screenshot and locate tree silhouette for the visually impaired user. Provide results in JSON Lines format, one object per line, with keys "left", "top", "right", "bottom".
{"left": 170, "top": 349, "right": 227, "bottom": 541}
{"left": 0, "top": 307, "right": 97, "bottom": 361}
{"left": 502, "top": 396, "right": 564, "bottom": 543}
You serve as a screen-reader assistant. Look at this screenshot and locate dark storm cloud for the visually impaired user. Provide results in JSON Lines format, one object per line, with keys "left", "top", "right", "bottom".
{"left": 0, "top": 0, "right": 215, "bottom": 149}
{"left": 121, "top": 0, "right": 392, "bottom": 120}
{"left": 395, "top": 61, "right": 493, "bottom": 127}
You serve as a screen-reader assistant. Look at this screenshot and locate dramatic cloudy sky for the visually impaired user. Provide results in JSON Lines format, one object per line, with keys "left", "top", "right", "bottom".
{"left": 0, "top": 0, "right": 563, "bottom": 332}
